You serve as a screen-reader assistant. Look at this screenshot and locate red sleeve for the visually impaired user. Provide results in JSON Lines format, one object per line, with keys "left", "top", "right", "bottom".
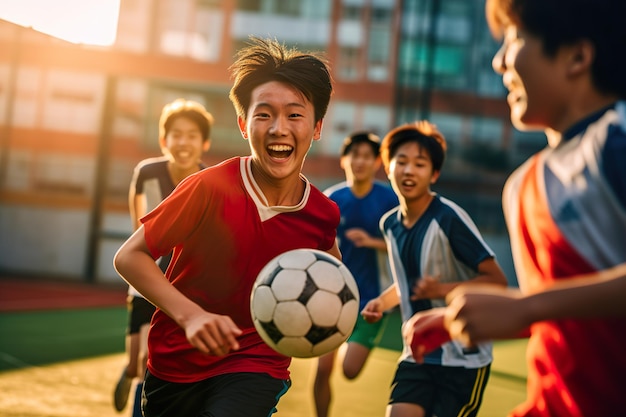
{"left": 140, "top": 174, "right": 208, "bottom": 260}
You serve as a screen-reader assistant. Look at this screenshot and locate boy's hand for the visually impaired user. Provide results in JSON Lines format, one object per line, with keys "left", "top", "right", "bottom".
{"left": 445, "top": 285, "right": 528, "bottom": 346}
{"left": 183, "top": 311, "right": 242, "bottom": 356}
{"left": 361, "top": 298, "right": 384, "bottom": 323}
{"left": 402, "top": 308, "right": 451, "bottom": 363}
{"left": 411, "top": 275, "right": 442, "bottom": 300}
{"left": 345, "top": 228, "right": 373, "bottom": 248}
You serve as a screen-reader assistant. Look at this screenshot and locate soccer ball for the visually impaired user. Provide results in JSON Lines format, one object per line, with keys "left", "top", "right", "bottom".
{"left": 250, "top": 248, "right": 360, "bottom": 358}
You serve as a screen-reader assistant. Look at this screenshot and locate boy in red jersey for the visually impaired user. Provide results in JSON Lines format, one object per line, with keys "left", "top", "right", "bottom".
{"left": 113, "top": 37, "right": 339, "bottom": 417}
{"left": 403, "top": 1, "right": 626, "bottom": 416}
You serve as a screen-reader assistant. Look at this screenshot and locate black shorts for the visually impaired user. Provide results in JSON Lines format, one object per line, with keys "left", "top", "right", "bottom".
{"left": 389, "top": 361, "right": 490, "bottom": 417}
{"left": 142, "top": 371, "right": 291, "bottom": 417}
{"left": 127, "top": 295, "right": 156, "bottom": 334}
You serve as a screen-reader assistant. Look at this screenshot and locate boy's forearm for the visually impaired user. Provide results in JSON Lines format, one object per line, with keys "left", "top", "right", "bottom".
{"left": 525, "top": 263, "right": 626, "bottom": 321}
{"left": 378, "top": 284, "right": 400, "bottom": 310}
{"left": 117, "top": 251, "right": 206, "bottom": 327}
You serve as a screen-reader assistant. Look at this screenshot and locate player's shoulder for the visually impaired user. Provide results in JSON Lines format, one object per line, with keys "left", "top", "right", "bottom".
{"left": 195, "top": 156, "right": 240, "bottom": 180}
{"left": 372, "top": 180, "right": 399, "bottom": 200}
{"left": 433, "top": 195, "right": 469, "bottom": 219}
{"left": 135, "top": 156, "right": 168, "bottom": 172}
{"left": 323, "top": 181, "right": 348, "bottom": 198}
{"left": 380, "top": 205, "right": 400, "bottom": 228}
{"left": 311, "top": 183, "right": 340, "bottom": 207}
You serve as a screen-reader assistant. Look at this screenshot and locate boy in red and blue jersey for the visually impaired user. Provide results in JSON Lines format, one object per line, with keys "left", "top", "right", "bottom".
{"left": 404, "top": 1, "right": 626, "bottom": 416}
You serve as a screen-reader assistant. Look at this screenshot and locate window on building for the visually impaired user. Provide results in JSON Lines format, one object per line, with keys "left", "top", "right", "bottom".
{"left": 338, "top": 47, "right": 360, "bottom": 81}
{"left": 155, "top": 0, "right": 223, "bottom": 62}
{"left": 367, "top": 6, "right": 393, "bottom": 82}
{"left": 42, "top": 70, "right": 106, "bottom": 134}
{"left": 12, "top": 67, "right": 41, "bottom": 128}
{"left": 113, "top": 78, "right": 148, "bottom": 140}
{"left": 114, "top": 0, "right": 151, "bottom": 53}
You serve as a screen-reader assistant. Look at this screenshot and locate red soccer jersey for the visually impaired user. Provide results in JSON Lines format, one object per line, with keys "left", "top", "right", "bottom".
{"left": 505, "top": 150, "right": 626, "bottom": 417}
{"left": 140, "top": 156, "right": 339, "bottom": 383}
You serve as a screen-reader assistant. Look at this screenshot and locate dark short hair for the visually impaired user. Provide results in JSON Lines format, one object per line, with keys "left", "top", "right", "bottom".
{"left": 228, "top": 37, "right": 333, "bottom": 123}
{"left": 380, "top": 121, "right": 447, "bottom": 172}
{"left": 159, "top": 99, "right": 214, "bottom": 141}
{"left": 486, "top": 0, "right": 626, "bottom": 98}
{"left": 340, "top": 131, "right": 381, "bottom": 157}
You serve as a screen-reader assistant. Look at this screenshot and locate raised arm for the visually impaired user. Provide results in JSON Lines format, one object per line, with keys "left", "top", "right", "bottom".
{"left": 445, "top": 263, "right": 626, "bottom": 347}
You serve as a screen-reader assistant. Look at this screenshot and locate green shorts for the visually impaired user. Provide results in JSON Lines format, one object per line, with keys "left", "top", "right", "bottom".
{"left": 347, "top": 313, "right": 390, "bottom": 349}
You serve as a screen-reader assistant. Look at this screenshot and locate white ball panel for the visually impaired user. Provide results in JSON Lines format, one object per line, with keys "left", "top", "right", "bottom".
{"left": 250, "top": 286, "right": 277, "bottom": 322}
{"left": 277, "top": 249, "right": 317, "bottom": 270}
{"left": 276, "top": 336, "right": 314, "bottom": 358}
{"left": 336, "top": 299, "right": 359, "bottom": 335}
{"left": 307, "top": 260, "right": 346, "bottom": 293}
{"left": 306, "top": 291, "right": 342, "bottom": 327}
{"left": 273, "top": 301, "right": 312, "bottom": 336}
{"left": 270, "top": 269, "right": 308, "bottom": 301}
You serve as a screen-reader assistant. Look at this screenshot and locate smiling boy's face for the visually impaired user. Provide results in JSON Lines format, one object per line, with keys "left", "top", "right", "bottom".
{"left": 238, "top": 80, "right": 322, "bottom": 184}
{"left": 162, "top": 116, "right": 209, "bottom": 169}
{"left": 388, "top": 141, "right": 439, "bottom": 203}
{"left": 492, "top": 24, "right": 576, "bottom": 133}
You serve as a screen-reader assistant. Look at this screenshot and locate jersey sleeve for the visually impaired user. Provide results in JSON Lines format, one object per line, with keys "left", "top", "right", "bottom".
{"left": 445, "top": 209, "right": 494, "bottom": 271}
{"left": 130, "top": 163, "right": 144, "bottom": 195}
{"left": 602, "top": 125, "right": 626, "bottom": 209}
{"left": 140, "top": 174, "right": 209, "bottom": 260}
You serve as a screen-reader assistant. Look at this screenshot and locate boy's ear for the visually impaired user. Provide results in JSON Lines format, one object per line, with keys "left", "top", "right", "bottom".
{"left": 313, "top": 118, "right": 323, "bottom": 141}
{"left": 237, "top": 116, "right": 248, "bottom": 139}
{"left": 567, "top": 39, "right": 594, "bottom": 77}
{"left": 430, "top": 170, "right": 441, "bottom": 184}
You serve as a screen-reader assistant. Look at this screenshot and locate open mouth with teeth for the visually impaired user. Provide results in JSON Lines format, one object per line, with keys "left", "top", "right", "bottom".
{"left": 267, "top": 144, "right": 294, "bottom": 159}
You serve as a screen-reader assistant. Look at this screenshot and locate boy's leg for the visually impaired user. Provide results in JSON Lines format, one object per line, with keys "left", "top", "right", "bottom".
{"left": 131, "top": 382, "right": 142, "bottom": 417}
{"left": 387, "top": 361, "right": 435, "bottom": 417}
{"left": 432, "top": 364, "right": 491, "bottom": 417}
{"left": 313, "top": 350, "right": 336, "bottom": 417}
{"left": 342, "top": 314, "right": 388, "bottom": 379}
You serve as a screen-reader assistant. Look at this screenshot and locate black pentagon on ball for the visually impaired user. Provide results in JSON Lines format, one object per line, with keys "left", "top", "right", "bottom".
{"left": 259, "top": 320, "right": 284, "bottom": 344}
{"left": 337, "top": 284, "right": 357, "bottom": 304}
{"left": 297, "top": 274, "right": 319, "bottom": 304}
{"left": 306, "top": 324, "right": 339, "bottom": 345}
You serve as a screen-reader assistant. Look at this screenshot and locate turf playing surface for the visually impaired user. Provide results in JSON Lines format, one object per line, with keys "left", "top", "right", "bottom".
{"left": 0, "top": 305, "right": 527, "bottom": 416}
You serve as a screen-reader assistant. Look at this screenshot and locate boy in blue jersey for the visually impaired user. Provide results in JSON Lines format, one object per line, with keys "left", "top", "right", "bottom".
{"left": 362, "top": 121, "right": 507, "bottom": 417}
{"left": 314, "top": 132, "right": 398, "bottom": 417}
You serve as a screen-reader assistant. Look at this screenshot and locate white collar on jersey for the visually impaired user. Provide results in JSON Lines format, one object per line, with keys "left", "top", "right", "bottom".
{"left": 240, "top": 156, "right": 311, "bottom": 222}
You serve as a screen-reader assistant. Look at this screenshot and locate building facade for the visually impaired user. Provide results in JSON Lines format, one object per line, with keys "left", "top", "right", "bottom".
{"left": 0, "top": 0, "right": 532, "bottom": 283}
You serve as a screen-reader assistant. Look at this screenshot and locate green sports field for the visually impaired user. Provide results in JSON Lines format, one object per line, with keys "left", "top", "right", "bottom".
{"left": 0, "top": 307, "right": 527, "bottom": 417}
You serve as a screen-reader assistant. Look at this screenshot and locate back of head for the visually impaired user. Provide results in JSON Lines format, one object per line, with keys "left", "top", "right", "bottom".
{"left": 380, "top": 121, "right": 447, "bottom": 172}
{"left": 340, "top": 131, "right": 381, "bottom": 157}
{"left": 486, "top": 0, "right": 626, "bottom": 98}
{"left": 228, "top": 37, "right": 333, "bottom": 122}
{"left": 159, "top": 98, "right": 214, "bottom": 141}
